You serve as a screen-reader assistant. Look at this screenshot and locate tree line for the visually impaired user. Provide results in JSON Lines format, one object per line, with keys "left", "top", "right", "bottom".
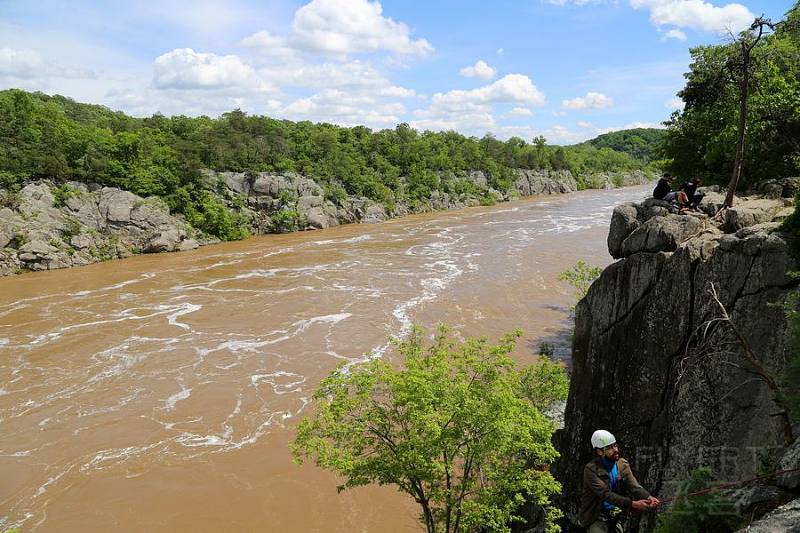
{"left": 0, "top": 89, "right": 662, "bottom": 240}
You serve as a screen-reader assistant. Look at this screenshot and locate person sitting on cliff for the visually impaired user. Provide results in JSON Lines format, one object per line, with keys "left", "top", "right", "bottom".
{"left": 680, "top": 177, "right": 703, "bottom": 209}
{"left": 653, "top": 173, "right": 689, "bottom": 209}
{"left": 580, "top": 429, "right": 659, "bottom": 533}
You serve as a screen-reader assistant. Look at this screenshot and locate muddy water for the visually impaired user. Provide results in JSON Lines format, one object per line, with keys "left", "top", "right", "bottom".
{"left": 0, "top": 184, "right": 651, "bottom": 532}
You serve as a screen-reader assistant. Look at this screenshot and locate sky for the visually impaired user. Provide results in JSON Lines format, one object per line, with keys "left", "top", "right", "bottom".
{"left": 0, "top": 0, "right": 794, "bottom": 144}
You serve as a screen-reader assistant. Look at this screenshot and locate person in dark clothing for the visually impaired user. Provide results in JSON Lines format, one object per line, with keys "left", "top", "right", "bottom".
{"left": 680, "top": 178, "right": 703, "bottom": 208}
{"left": 580, "top": 430, "right": 659, "bottom": 532}
{"left": 653, "top": 173, "right": 688, "bottom": 207}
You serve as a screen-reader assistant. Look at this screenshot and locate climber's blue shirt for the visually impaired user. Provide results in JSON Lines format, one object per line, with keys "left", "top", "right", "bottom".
{"left": 601, "top": 457, "right": 619, "bottom": 513}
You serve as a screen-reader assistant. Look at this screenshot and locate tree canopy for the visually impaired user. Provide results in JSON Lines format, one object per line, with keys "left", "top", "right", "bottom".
{"left": 663, "top": 2, "right": 800, "bottom": 188}
{"left": 291, "top": 326, "right": 568, "bottom": 533}
{"left": 0, "top": 89, "right": 662, "bottom": 240}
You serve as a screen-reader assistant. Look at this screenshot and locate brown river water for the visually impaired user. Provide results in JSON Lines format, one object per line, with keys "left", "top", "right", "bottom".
{"left": 0, "top": 184, "right": 651, "bottom": 532}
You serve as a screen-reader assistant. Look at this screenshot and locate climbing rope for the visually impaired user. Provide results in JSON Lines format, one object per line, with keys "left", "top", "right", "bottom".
{"left": 656, "top": 466, "right": 800, "bottom": 507}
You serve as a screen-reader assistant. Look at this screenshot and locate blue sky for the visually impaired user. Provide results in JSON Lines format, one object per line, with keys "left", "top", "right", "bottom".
{"left": 0, "top": 0, "right": 793, "bottom": 143}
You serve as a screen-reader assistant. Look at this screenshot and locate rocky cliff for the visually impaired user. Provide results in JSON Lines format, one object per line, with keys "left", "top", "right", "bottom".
{"left": 555, "top": 188, "right": 800, "bottom": 531}
{"left": 0, "top": 169, "right": 651, "bottom": 277}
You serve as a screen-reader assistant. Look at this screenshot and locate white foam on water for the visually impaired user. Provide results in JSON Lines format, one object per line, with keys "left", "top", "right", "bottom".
{"left": 35, "top": 468, "right": 69, "bottom": 497}
{"left": 309, "top": 234, "right": 373, "bottom": 246}
{"left": 0, "top": 387, "right": 8, "bottom": 396}
{"left": 166, "top": 302, "right": 201, "bottom": 330}
{"left": 250, "top": 371, "right": 307, "bottom": 394}
{"left": 0, "top": 338, "right": 9, "bottom": 346}
{"left": 164, "top": 387, "right": 192, "bottom": 411}
{"left": 292, "top": 313, "right": 351, "bottom": 333}
{"left": 0, "top": 450, "right": 31, "bottom": 457}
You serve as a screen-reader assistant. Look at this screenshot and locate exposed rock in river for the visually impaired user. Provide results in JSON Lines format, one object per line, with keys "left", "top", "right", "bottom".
{"left": 0, "top": 168, "right": 651, "bottom": 277}
{"left": 555, "top": 191, "right": 800, "bottom": 531}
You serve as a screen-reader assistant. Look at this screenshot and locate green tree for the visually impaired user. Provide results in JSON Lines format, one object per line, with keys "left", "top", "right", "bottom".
{"left": 558, "top": 260, "right": 603, "bottom": 306}
{"left": 655, "top": 467, "right": 744, "bottom": 533}
{"left": 292, "top": 326, "right": 567, "bottom": 533}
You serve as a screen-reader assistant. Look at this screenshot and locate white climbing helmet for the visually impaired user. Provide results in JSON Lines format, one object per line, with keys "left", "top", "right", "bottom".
{"left": 591, "top": 429, "right": 617, "bottom": 449}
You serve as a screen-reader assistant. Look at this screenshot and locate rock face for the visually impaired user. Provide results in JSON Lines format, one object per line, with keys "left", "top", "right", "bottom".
{"left": 556, "top": 193, "right": 799, "bottom": 531}
{"left": 0, "top": 182, "right": 200, "bottom": 276}
{"left": 1, "top": 169, "right": 653, "bottom": 276}
{"left": 740, "top": 497, "right": 800, "bottom": 532}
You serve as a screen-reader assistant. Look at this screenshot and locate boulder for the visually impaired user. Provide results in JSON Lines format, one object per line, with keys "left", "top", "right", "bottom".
{"left": 607, "top": 203, "right": 639, "bottom": 258}
{"left": 145, "top": 229, "right": 184, "bottom": 253}
{"left": 362, "top": 203, "right": 387, "bottom": 224}
{"left": 739, "top": 497, "right": 800, "bottom": 532}
{"left": 619, "top": 214, "right": 702, "bottom": 256}
{"left": 98, "top": 188, "right": 138, "bottom": 224}
{"left": 252, "top": 174, "right": 291, "bottom": 196}
{"left": 220, "top": 172, "right": 251, "bottom": 195}
{"left": 723, "top": 199, "right": 786, "bottom": 233}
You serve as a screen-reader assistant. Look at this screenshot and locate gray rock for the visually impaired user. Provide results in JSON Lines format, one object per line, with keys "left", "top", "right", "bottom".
{"left": 620, "top": 214, "right": 701, "bottom": 256}
{"left": 723, "top": 199, "right": 785, "bottom": 233}
{"left": 362, "top": 203, "right": 387, "bottom": 224}
{"left": 777, "top": 440, "right": 800, "bottom": 490}
{"left": 220, "top": 172, "right": 251, "bottom": 195}
{"left": 98, "top": 188, "right": 138, "bottom": 224}
{"left": 554, "top": 192, "right": 798, "bottom": 531}
{"left": 145, "top": 229, "right": 183, "bottom": 253}
{"left": 297, "top": 195, "right": 324, "bottom": 211}
{"left": 252, "top": 174, "right": 291, "bottom": 196}
{"left": 740, "top": 497, "right": 800, "bottom": 532}
{"left": 608, "top": 203, "right": 639, "bottom": 258}
{"left": 178, "top": 239, "right": 199, "bottom": 251}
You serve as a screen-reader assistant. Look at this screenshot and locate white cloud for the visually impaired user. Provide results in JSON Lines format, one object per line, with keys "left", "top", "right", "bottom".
{"left": 544, "top": 125, "right": 588, "bottom": 144}
{"left": 562, "top": 91, "right": 613, "bottom": 110}
{"left": 288, "top": 0, "right": 433, "bottom": 57}
{"left": 665, "top": 97, "right": 684, "bottom": 111}
{"left": 496, "top": 48, "right": 504, "bottom": 56}
{"left": 240, "top": 30, "right": 299, "bottom": 60}
{"left": 0, "top": 47, "right": 94, "bottom": 79}
{"left": 506, "top": 107, "right": 533, "bottom": 117}
{"left": 433, "top": 74, "right": 546, "bottom": 108}
{"left": 281, "top": 88, "right": 405, "bottom": 128}
{"left": 460, "top": 60, "right": 496, "bottom": 80}
{"left": 664, "top": 28, "right": 687, "bottom": 41}
{"left": 629, "top": 0, "right": 754, "bottom": 34}
{"left": 153, "top": 48, "right": 269, "bottom": 91}
{"left": 577, "top": 120, "right": 592, "bottom": 128}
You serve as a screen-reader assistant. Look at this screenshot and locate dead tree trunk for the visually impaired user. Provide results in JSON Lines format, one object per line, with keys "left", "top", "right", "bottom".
{"left": 724, "top": 17, "right": 775, "bottom": 208}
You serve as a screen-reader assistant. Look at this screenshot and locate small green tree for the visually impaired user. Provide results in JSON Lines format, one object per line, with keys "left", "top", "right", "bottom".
{"left": 291, "top": 326, "right": 567, "bottom": 533}
{"left": 655, "top": 467, "right": 744, "bottom": 533}
{"left": 558, "top": 260, "right": 603, "bottom": 307}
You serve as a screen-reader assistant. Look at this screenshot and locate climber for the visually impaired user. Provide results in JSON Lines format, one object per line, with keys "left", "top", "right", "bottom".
{"left": 580, "top": 429, "right": 660, "bottom": 532}
{"left": 653, "top": 173, "right": 689, "bottom": 208}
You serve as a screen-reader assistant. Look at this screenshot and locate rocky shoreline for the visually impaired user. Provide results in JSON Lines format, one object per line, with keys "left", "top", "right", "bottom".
{"left": 553, "top": 184, "right": 800, "bottom": 532}
{"left": 0, "top": 168, "right": 651, "bottom": 277}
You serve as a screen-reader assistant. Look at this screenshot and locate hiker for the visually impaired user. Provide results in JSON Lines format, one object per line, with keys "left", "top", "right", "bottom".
{"left": 653, "top": 173, "right": 688, "bottom": 207}
{"left": 680, "top": 178, "right": 703, "bottom": 208}
{"left": 580, "top": 430, "right": 659, "bottom": 532}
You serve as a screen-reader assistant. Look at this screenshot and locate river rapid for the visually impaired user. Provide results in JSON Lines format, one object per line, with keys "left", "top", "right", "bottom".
{"left": 0, "top": 184, "right": 651, "bottom": 532}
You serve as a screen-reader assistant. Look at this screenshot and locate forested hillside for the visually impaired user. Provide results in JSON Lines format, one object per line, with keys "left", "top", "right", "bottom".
{"left": 663, "top": 1, "right": 800, "bottom": 188}
{"left": 585, "top": 128, "right": 666, "bottom": 162}
{"left": 0, "top": 89, "right": 661, "bottom": 240}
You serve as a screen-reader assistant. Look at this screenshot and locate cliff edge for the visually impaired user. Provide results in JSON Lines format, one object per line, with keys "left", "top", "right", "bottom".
{"left": 555, "top": 187, "right": 800, "bottom": 531}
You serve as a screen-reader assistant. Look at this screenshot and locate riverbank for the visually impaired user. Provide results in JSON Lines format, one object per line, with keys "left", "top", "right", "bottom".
{"left": 0, "top": 168, "right": 653, "bottom": 277}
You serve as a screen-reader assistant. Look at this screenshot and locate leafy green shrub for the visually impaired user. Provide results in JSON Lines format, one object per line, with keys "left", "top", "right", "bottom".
{"left": 655, "top": 467, "right": 744, "bottom": 533}
{"left": 292, "top": 326, "right": 567, "bottom": 533}
{"left": 271, "top": 208, "right": 303, "bottom": 233}
{"left": 558, "top": 260, "right": 603, "bottom": 306}
{"left": 53, "top": 183, "right": 79, "bottom": 207}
